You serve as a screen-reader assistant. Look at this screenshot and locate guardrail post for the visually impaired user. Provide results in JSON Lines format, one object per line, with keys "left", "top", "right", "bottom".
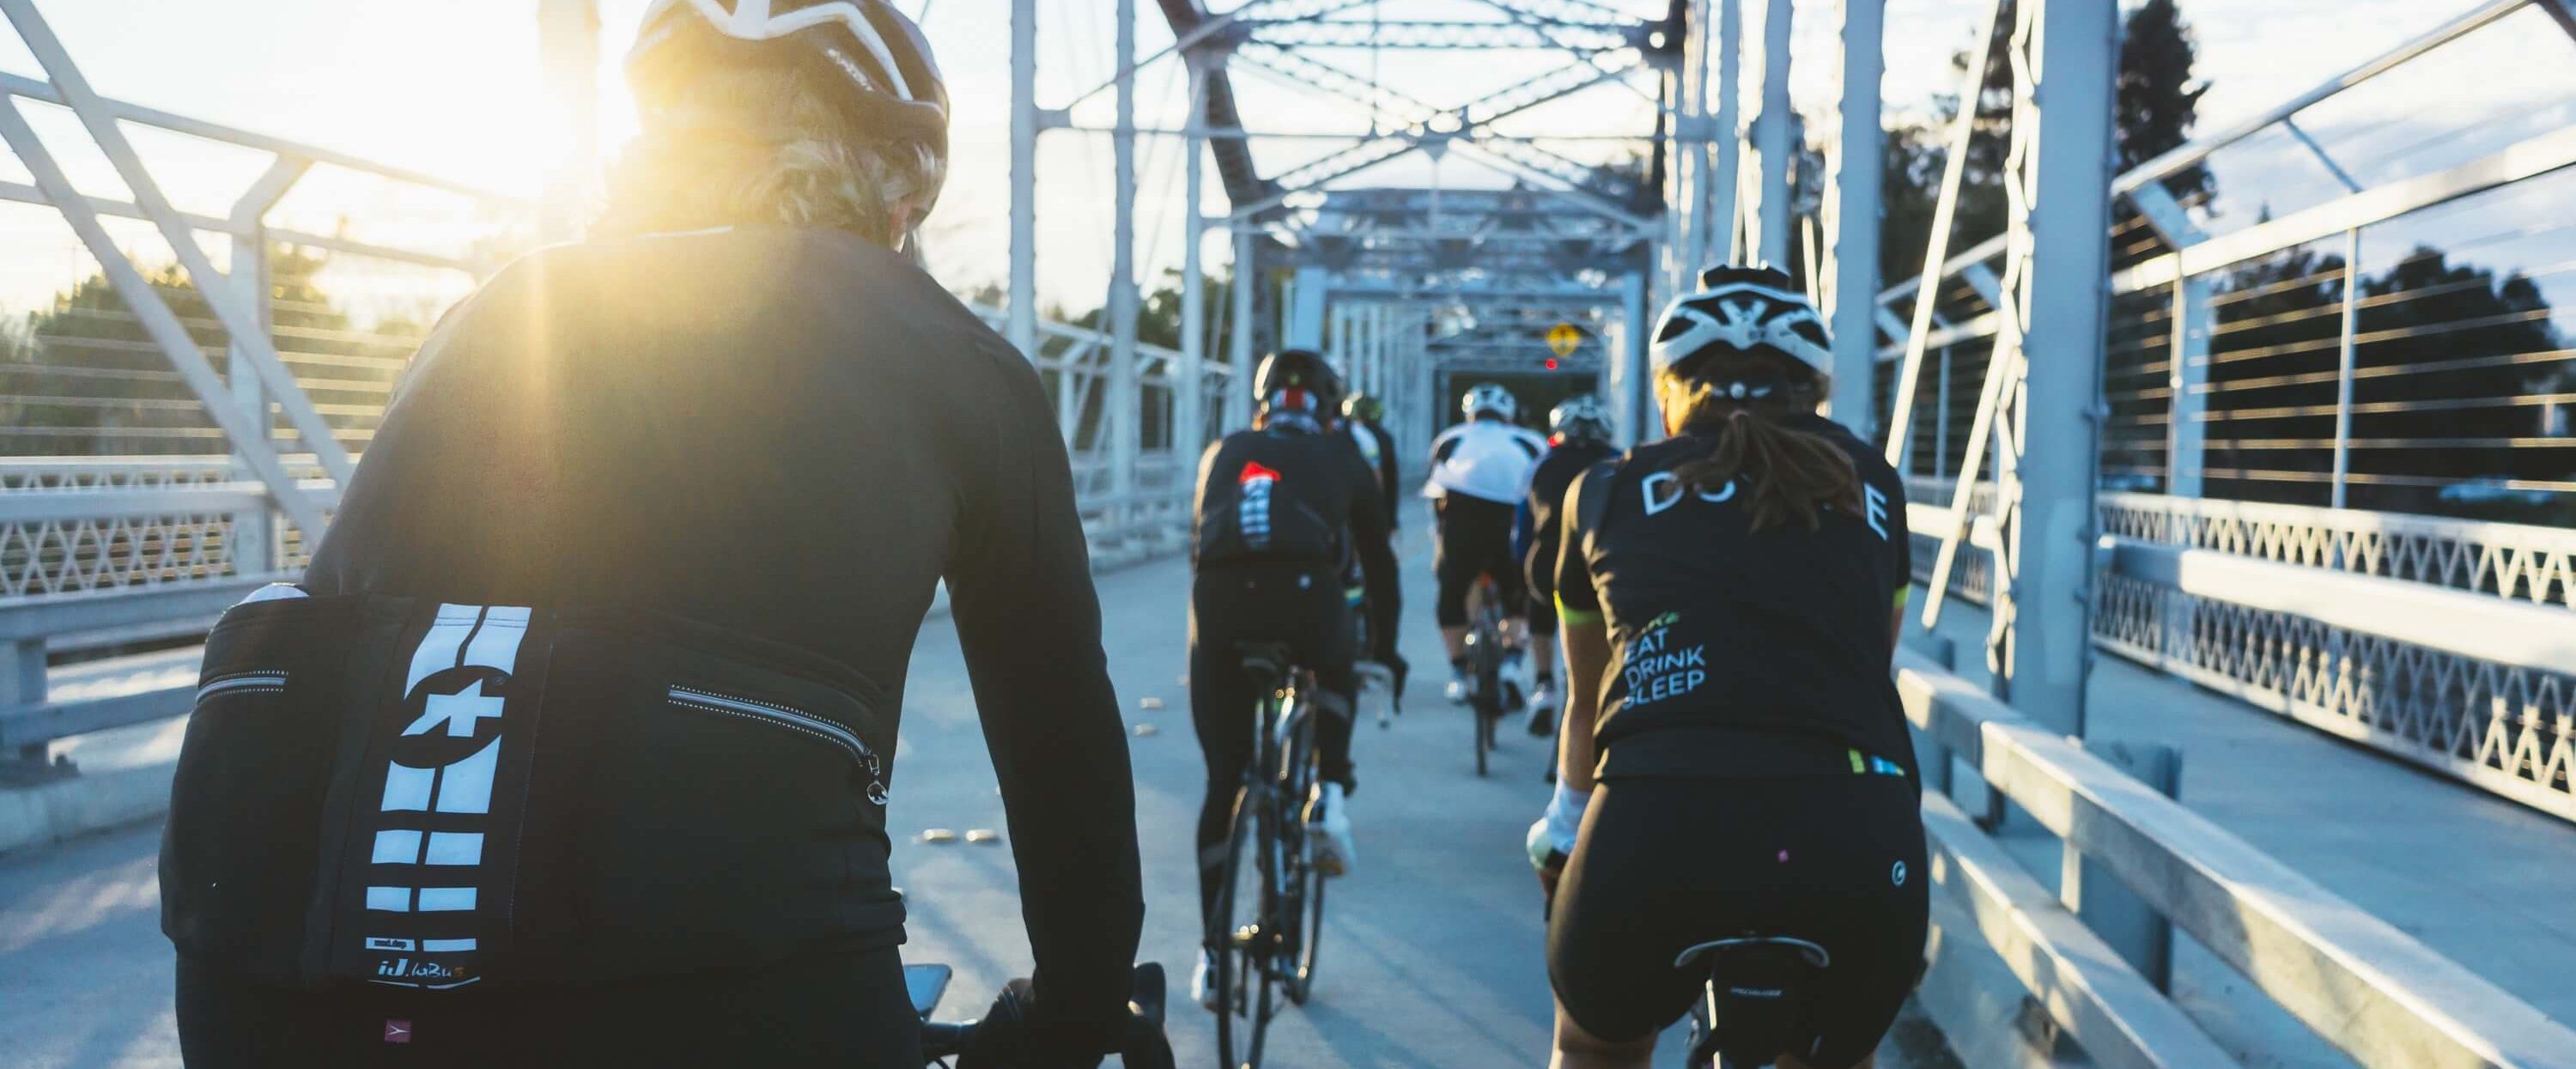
{"left": 3, "top": 637, "right": 45, "bottom": 772}
{"left": 228, "top": 210, "right": 278, "bottom": 576}
{"left": 2069, "top": 738, "right": 2180, "bottom": 992}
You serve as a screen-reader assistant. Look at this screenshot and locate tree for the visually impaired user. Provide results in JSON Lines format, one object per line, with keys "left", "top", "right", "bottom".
{"left": 0, "top": 246, "right": 422, "bottom": 456}
{"left": 2117, "top": 0, "right": 2212, "bottom": 202}
{"left": 1875, "top": 0, "right": 2212, "bottom": 297}
{"left": 2196, "top": 241, "right": 2568, "bottom": 519}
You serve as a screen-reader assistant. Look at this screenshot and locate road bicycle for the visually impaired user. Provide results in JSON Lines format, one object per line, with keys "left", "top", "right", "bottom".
{"left": 1206, "top": 641, "right": 1340, "bottom": 1067}
{"left": 1462, "top": 573, "right": 1518, "bottom": 776}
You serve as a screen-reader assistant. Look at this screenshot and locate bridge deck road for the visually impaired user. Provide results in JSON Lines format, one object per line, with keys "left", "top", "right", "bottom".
{"left": 0, "top": 531, "right": 1938, "bottom": 1068}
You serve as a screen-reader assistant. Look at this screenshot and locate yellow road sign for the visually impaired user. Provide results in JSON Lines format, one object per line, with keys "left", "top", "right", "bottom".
{"left": 1546, "top": 323, "right": 1582, "bottom": 358}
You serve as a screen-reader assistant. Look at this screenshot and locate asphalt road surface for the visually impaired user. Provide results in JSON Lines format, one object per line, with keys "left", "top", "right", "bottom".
{"left": 1, "top": 536, "right": 1929, "bottom": 1067}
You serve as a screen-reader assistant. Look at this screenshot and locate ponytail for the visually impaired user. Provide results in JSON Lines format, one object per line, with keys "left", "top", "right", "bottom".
{"left": 1667, "top": 377, "right": 1862, "bottom": 532}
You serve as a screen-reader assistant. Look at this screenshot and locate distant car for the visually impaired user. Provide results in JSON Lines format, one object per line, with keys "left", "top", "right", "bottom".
{"left": 2099, "top": 473, "right": 2160, "bottom": 493}
{"left": 2436, "top": 478, "right": 2556, "bottom": 507}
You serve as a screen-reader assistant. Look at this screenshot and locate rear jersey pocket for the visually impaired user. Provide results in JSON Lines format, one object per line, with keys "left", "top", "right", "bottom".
{"left": 666, "top": 685, "right": 887, "bottom": 805}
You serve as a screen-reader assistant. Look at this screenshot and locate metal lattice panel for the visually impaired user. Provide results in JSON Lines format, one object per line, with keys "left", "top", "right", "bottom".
{"left": 0, "top": 511, "right": 240, "bottom": 598}
{"left": 0, "top": 459, "right": 234, "bottom": 492}
{"left": 2097, "top": 571, "right": 2576, "bottom": 819}
{"left": 2100, "top": 492, "right": 2576, "bottom": 608}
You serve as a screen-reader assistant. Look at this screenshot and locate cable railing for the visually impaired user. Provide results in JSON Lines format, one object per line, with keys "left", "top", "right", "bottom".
{"left": 1879, "top": 0, "right": 2576, "bottom": 519}
{"left": 0, "top": 14, "right": 1229, "bottom": 768}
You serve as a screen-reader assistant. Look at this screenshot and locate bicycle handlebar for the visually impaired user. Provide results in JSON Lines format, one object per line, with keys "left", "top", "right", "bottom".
{"left": 916, "top": 963, "right": 1174, "bottom": 1068}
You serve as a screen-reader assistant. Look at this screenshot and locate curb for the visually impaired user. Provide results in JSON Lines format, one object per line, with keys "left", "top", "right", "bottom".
{"left": 0, "top": 758, "right": 176, "bottom": 858}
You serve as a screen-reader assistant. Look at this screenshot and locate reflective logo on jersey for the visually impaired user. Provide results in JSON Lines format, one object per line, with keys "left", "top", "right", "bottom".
{"left": 362, "top": 604, "right": 531, "bottom": 991}
{"left": 1239, "top": 461, "right": 1282, "bottom": 551}
{"left": 1641, "top": 471, "right": 1737, "bottom": 515}
{"left": 1863, "top": 483, "right": 1891, "bottom": 541}
{"left": 1620, "top": 611, "right": 1708, "bottom": 707}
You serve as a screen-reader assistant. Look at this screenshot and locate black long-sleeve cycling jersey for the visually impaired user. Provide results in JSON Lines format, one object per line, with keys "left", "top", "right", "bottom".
{"left": 1191, "top": 425, "right": 1400, "bottom": 657}
{"left": 1522, "top": 437, "right": 1618, "bottom": 606}
{"left": 1554, "top": 415, "right": 1914, "bottom": 778}
{"left": 1337, "top": 416, "right": 1402, "bottom": 531}
{"left": 300, "top": 226, "right": 1144, "bottom": 1049}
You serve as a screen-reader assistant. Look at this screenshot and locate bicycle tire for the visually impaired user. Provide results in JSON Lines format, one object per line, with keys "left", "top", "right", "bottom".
{"left": 1281, "top": 699, "right": 1325, "bottom": 1005}
{"left": 1243, "top": 791, "right": 1280, "bottom": 1068}
{"left": 1211, "top": 788, "right": 1261, "bottom": 1068}
{"left": 1470, "top": 623, "right": 1503, "bottom": 776}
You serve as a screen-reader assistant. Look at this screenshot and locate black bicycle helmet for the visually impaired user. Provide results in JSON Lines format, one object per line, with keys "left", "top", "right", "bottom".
{"left": 627, "top": 0, "right": 950, "bottom": 207}
{"left": 1254, "top": 349, "right": 1344, "bottom": 416}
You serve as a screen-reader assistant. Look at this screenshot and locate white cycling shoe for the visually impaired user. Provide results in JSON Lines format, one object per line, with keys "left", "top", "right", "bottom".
{"left": 1192, "top": 948, "right": 1221, "bottom": 1011}
{"left": 1525, "top": 678, "right": 1559, "bottom": 736}
{"left": 1308, "top": 782, "right": 1356, "bottom": 878}
{"left": 1444, "top": 668, "right": 1473, "bottom": 706}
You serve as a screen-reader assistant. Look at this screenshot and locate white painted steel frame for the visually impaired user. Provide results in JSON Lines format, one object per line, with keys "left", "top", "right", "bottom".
{"left": 1899, "top": 649, "right": 2576, "bottom": 1069}
{"left": 1916, "top": 790, "right": 2239, "bottom": 1069}
{"left": 3, "top": 0, "right": 353, "bottom": 489}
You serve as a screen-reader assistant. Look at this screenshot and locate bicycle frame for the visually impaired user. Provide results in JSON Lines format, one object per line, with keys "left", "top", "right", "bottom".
{"left": 1212, "top": 650, "right": 1328, "bottom": 1067}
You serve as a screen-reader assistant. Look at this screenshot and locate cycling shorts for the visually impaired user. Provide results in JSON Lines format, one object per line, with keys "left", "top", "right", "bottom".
{"left": 178, "top": 944, "right": 920, "bottom": 1068}
{"left": 1433, "top": 495, "right": 1524, "bottom": 629}
{"left": 1548, "top": 761, "right": 1927, "bottom": 1068}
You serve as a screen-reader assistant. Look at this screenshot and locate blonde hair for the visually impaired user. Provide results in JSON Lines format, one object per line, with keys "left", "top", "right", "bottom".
{"left": 598, "top": 64, "right": 943, "bottom": 246}
{"left": 1657, "top": 353, "right": 1862, "bottom": 532}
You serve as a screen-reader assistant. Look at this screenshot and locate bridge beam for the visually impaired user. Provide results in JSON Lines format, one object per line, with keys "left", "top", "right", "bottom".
{"left": 1823, "top": 0, "right": 1886, "bottom": 440}
{"left": 1993, "top": 0, "right": 2118, "bottom": 734}
{"left": 1749, "top": 0, "right": 1794, "bottom": 266}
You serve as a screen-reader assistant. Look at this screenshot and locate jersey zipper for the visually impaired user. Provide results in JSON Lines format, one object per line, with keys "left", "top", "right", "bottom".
{"left": 665, "top": 685, "right": 888, "bottom": 805}
{"left": 196, "top": 670, "right": 288, "bottom": 702}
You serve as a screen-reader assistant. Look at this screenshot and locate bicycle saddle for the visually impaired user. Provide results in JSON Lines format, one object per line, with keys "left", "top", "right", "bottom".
{"left": 1235, "top": 641, "right": 1296, "bottom": 678}
{"left": 1676, "top": 936, "right": 1832, "bottom": 1067}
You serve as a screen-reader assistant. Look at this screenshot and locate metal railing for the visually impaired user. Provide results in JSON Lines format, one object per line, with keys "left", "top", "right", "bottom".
{"left": 1900, "top": 649, "right": 2576, "bottom": 1069}
{"left": 1911, "top": 477, "right": 2576, "bottom": 823}
{"left": 1882, "top": 0, "right": 2576, "bottom": 518}
{"left": 0, "top": 4, "right": 1226, "bottom": 768}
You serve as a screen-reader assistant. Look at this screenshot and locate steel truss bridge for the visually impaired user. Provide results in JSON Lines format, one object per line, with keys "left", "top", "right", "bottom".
{"left": 5, "top": 0, "right": 2576, "bottom": 1066}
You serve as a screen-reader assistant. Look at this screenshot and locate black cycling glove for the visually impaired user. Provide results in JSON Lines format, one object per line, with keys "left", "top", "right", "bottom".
{"left": 958, "top": 979, "right": 1109, "bottom": 1069}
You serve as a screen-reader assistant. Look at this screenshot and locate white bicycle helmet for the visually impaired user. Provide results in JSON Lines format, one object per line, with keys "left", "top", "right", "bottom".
{"left": 1650, "top": 264, "right": 1833, "bottom": 380}
{"left": 1548, "top": 395, "right": 1613, "bottom": 444}
{"left": 628, "top": 0, "right": 950, "bottom": 206}
{"left": 1461, "top": 383, "right": 1520, "bottom": 422}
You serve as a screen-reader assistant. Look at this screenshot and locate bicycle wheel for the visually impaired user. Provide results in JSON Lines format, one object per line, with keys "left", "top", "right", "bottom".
{"left": 1211, "top": 788, "right": 1264, "bottom": 1068}
{"left": 1242, "top": 792, "right": 1281, "bottom": 1069}
{"left": 1469, "top": 628, "right": 1502, "bottom": 776}
{"left": 1280, "top": 702, "right": 1326, "bottom": 1005}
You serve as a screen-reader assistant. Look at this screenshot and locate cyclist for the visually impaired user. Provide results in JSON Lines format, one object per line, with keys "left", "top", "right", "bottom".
{"left": 159, "top": 3, "right": 1142, "bottom": 1067}
{"left": 1527, "top": 267, "right": 1927, "bottom": 1069}
{"left": 1424, "top": 383, "right": 1548, "bottom": 705}
{"left": 1339, "top": 392, "right": 1401, "bottom": 526}
{"left": 1188, "top": 349, "right": 1401, "bottom": 1005}
{"left": 1514, "top": 394, "right": 1619, "bottom": 736}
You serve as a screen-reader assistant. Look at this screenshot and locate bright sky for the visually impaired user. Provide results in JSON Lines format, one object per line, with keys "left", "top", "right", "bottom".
{"left": 0, "top": 0, "right": 2563, "bottom": 325}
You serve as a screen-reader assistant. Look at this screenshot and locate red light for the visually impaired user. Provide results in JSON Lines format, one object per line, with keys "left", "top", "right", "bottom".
{"left": 1544, "top": 358, "right": 1558, "bottom": 370}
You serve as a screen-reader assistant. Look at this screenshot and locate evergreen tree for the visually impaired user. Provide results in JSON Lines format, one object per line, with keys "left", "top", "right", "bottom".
{"left": 0, "top": 246, "right": 422, "bottom": 456}
{"left": 2117, "top": 0, "right": 2212, "bottom": 201}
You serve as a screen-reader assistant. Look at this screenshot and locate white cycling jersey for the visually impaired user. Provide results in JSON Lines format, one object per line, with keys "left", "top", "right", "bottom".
{"left": 1422, "top": 420, "right": 1548, "bottom": 505}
